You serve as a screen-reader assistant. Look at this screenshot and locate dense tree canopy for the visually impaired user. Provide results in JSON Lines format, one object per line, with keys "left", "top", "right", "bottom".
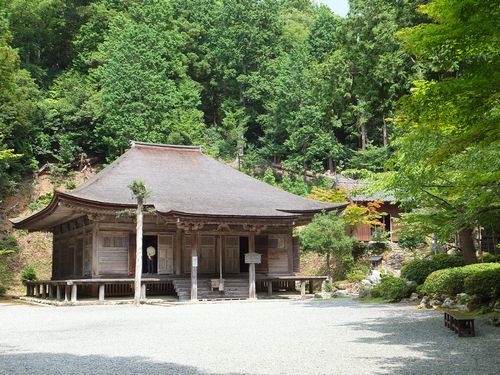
{"left": 385, "top": 0, "right": 500, "bottom": 263}
{"left": 0, "top": 0, "right": 496, "bottom": 261}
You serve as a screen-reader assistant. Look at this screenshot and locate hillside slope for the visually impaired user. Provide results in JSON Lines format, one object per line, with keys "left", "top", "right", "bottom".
{"left": 0, "top": 168, "right": 95, "bottom": 295}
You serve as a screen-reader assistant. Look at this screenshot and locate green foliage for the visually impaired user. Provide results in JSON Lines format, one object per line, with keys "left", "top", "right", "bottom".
{"left": 422, "top": 263, "right": 500, "bottom": 298}
{"left": 398, "top": 231, "right": 426, "bottom": 253}
{"left": 368, "top": 228, "right": 391, "bottom": 254}
{"left": 346, "top": 263, "right": 370, "bottom": 283}
{"left": 0, "top": 234, "right": 18, "bottom": 255}
{"left": 401, "top": 253, "right": 464, "bottom": 285}
{"left": 371, "top": 275, "right": 413, "bottom": 302}
{"left": 128, "top": 180, "right": 151, "bottom": 201}
{"left": 385, "top": 0, "right": 500, "bottom": 262}
{"left": 28, "top": 192, "right": 54, "bottom": 212}
{"left": 0, "top": 283, "right": 5, "bottom": 296}
{"left": 262, "top": 168, "right": 276, "bottom": 186}
{"left": 300, "top": 212, "right": 354, "bottom": 257}
{"left": 323, "top": 281, "right": 333, "bottom": 293}
{"left": 463, "top": 267, "right": 500, "bottom": 302}
{"left": 300, "top": 211, "right": 355, "bottom": 279}
{"left": 481, "top": 253, "right": 500, "bottom": 263}
{"left": 65, "top": 180, "right": 76, "bottom": 190}
{"left": 351, "top": 240, "right": 368, "bottom": 260}
{"left": 20, "top": 263, "right": 37, "bottom": 283}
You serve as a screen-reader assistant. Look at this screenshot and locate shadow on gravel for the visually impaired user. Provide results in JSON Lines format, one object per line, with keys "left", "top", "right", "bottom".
{"left": 301, "top": 299, "right": 500, "bottom": 375}
{"left": 0, "top": 352, "right": 245, "bottom": 375}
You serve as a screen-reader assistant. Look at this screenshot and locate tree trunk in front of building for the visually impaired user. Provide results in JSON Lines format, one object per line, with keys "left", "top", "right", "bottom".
{"left": 134, "top": 197, "right": 143, "bottom": 306}
{"left": 459, "top": 227, "right": 477, "bottom": 264}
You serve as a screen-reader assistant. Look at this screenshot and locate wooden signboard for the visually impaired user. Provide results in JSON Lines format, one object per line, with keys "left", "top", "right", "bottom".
{"left": 245, "top": 252, "right": 261, "bottom": 264}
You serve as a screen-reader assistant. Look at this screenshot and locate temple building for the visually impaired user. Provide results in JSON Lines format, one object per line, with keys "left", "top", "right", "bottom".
{"left": 11, "top": 142, "right": 345, "bottom": 302}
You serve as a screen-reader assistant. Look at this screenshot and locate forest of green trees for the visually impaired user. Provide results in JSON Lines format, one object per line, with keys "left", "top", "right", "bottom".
{"left": 1, "top": 0, "right": 498, "bottom": 259}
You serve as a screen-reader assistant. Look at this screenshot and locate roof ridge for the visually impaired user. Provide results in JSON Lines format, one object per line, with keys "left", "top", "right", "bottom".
{"left": 131, "top": 141, "right": 202, "bottom": 151}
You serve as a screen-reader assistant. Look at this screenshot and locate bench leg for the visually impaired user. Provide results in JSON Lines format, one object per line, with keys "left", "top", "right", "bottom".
{"left": 267, "top": 282, "right": 272, "bottom": 297}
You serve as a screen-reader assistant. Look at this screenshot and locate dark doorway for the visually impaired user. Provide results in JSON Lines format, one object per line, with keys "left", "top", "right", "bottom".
{"left": 383, "top": 214, "right": 391, "bottom": 232}
{"left": 239, "top": 236, "right": 249, "bottom": 273}
{"left": 142, "top": 235, "right": 158, "bottom": 274}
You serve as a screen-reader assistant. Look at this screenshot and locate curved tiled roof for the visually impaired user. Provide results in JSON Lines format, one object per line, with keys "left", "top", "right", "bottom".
{"left": 12, "top": 142, "right": 346, "bottom": 229}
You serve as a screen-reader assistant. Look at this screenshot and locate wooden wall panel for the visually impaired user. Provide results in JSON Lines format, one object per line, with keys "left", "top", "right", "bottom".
{"left": 292, "top": 236, "right": 300, "bottom": 273}
{"left": 128, "top": 232, "right": 136, "bottom": 276}
{"left": 268, "top": 234, "right": 288, "bottom": 274}
{"left": 199, "top": 235, "right": 216, "bottom": 274}
{"left": 98, "top": 233, "right": 129, "bottom": 275}
{"left": 224, "top": 236, "right": 240, "bottom": 274}
{"left": 158, "top": 234, "right": 174, "bottom": 274}
{"left": 255, "top": 235, "right": 268, "bottom": 273}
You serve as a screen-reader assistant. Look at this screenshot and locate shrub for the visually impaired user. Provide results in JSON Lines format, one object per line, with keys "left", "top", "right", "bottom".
{"left": 0, "top": 284, "right": 6, "bottom": 296}
{"left": 371, "top": 275, "right": 412, "bottom": 302}
{"left": 464, "top": 266, "right": 500, "bottom": 302}
{"left": 422, "top": 263, "right": 500, "bottom": 298}
{"left": 481, "top": 253, "right": 500, "bottom": 263}
{"left": 401, "top": 254, "right": 464, "bottom": 285}
{"left": 323, "top": 281, "right": 333, "bottom": 292}
{"left": 20, "top": 264, "right": 37, "bottom": 284}
{"left": 346, "top": 264, "right": 370, "bottom": 282}
{"left": 401, "top": 259, "right": 435, "bottom": 285}
{"left": 432, "top": 253, "right": 464, "bottom": 269}
{"left": 351, "top": 241, "right": 367, "bottom": 260}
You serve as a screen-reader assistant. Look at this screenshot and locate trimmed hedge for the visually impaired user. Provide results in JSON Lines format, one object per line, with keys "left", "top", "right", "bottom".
{"left": 422, "top": 263, "right": 500, "bottom": 299}
{"left": 401, "top": 254, "right": 464, "bottom": 285}
{"left": 371, "top": 275, "right": 413, "bottom": 302}
{"left": 464, "top": 267, "right": 500, "bottom": 302}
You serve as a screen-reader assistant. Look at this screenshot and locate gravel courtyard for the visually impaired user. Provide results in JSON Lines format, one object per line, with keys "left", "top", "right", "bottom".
{"left": 1, "top": 298, "right": 499, "bottom": 375}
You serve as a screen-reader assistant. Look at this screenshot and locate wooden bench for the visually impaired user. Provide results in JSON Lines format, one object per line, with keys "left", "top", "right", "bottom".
{"left": 444, "top": 311, "right": 475, "bottom": 337}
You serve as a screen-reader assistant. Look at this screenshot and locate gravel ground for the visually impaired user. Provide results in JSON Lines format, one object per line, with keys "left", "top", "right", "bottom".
{"left": 0, "top": 298, "right": 499, "bottom": 375}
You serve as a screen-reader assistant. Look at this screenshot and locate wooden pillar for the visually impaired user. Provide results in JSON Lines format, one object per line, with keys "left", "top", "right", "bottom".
{"left": 99, "top": 284, "right": 105, "bottom": 301}
{"left": 267, "top": 281, "right": 273, "bottom": 296}
{"left": 71, "top": 284, "right": 77, "bottom": 302}
{"left": 191, "top": 230, "right": 199, "bottom": 301}
{"left": 309, "top": 279, "right": 314, "bottom": 294}
{"left": 300, "top": 280, "right": 306, "bottom": 299}
{"left": 141, "top": 283, "right": 146, "bottom": 300}
{"left": 248, "top": 232, "right": 256, "bottom": 299}
{"left": 56, "top": 285, "right": 62, "bottom": 300}
{"left": 91, "top": 222, "right": 99, "bottom": 277}
{"left": 48, "top": 284, "right": 54, "bottom": 298}
{"left": 175, "top": 229, "right": 182, "bottom": 275}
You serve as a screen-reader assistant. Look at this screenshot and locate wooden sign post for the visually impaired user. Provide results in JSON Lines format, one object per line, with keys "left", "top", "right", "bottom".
{"left": 245, "top": 233, "right": 261, "bottom": 299}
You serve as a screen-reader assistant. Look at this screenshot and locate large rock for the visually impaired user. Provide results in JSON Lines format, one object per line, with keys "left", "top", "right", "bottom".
{"left": 492, "top": 299, "right": 500, "bottom": 313}
{"left": 333, "top": 290, "right": 349, "bottom": 297}
{"left": 419, "top": 296, "right": 430, "bottom": 309}
{"left": 367, "top": 270, "right": 381, "bottom": 284}
{"left": 409, "top": 292, "right": 419, "bottom": 302}
{"left": 430, "top": 299, "right": 443, "bottom": 308}
{"left": 361, "top": 279, "right": 372, "bottom": 286}
{"left": 358, "top": 287, "right": 372, "bottom": 299}
{"left": 441, "top": 298, "right": 456, "bottom": 309}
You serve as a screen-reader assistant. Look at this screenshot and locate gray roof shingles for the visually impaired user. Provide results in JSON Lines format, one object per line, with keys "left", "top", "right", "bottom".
{"left": 20, "top": 142, "right": 343, "bottom": 224}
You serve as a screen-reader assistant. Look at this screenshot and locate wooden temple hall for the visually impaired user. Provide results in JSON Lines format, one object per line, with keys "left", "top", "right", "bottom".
{"left": 11, "top": 142, "right": 345, "bottom": 303}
